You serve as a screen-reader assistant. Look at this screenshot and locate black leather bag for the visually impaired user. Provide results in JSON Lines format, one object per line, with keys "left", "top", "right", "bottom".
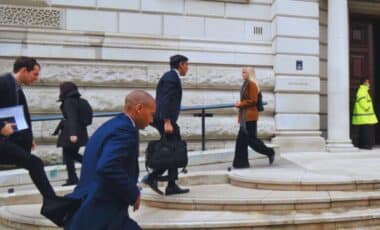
{"left": 257, "top": 92, "right": 264, "bottom": 112}
{"left": 146, "top": 136, "right": 188, "bottom": 170}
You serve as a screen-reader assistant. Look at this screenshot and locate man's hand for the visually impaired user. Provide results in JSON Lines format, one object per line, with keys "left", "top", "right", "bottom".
{"left": 133, "top": 194, "right": 141, "bottom": 212}
{"left": 164, "top": 120, "right": 173, "bottom": 134}
{"left": 235, "top": 101, "right": 241, "bottom": 108}
{"left": 70, "top": 136, "right": 78, "bottom": 143}
{"left": 32, "top": 139, "right": 37, "bottom": 150}
{"left": 0, "top": 123, "right": 15, "bottom": 137}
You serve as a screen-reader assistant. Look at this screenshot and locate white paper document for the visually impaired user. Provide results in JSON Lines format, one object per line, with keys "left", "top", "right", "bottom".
{"left": 0, "top": 105, "right": 28, "bottom": 131}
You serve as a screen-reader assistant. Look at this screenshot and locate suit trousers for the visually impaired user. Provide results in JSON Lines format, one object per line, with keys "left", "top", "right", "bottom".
{"left": 0, "top": 140, "right": 55, "bottom": 198}
{"left": 233, "top": 121, "right": 273, "bottom": 168}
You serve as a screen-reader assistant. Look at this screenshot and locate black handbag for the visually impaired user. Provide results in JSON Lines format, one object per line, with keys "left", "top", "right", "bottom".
{"left": 146, "top": 136, "right": 188, "bottom": 170}
{"left": 257, "top": 92, "right": 264, "bottom": 112}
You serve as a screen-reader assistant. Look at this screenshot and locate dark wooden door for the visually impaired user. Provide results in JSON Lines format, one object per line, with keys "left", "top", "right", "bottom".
{"left": 349, "top": 19, "right": 375, "bottom": 146}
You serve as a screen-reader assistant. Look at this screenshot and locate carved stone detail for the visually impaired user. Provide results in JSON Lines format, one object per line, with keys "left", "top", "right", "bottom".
{"left": 0, "top": 5, "right": 62, "bottom": 28}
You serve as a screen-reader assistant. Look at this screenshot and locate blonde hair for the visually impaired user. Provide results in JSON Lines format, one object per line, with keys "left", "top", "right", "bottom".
{"left": 243, "top": 67, "right": 260, "bottom": 92}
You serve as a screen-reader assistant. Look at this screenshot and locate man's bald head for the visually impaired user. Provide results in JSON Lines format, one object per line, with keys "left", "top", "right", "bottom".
{"left": 124, "top": 90, "right": 156, "bottom": 129}
{"left": 125, "top": 90, "right": 155, "bottom": 109}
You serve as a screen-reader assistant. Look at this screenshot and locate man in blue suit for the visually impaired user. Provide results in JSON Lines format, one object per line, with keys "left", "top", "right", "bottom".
{"left": 143, "top": 55, "right": 190, "bottom": 196}
{"left": 65, "top": 90, "right": 156, "bottom": 230}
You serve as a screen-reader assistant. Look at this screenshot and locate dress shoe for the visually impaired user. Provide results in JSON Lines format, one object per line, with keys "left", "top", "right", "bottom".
{"left": 40, "top": 195, "right": 82, "bottom": 227}
{"left": 141, "top": 175, "right": 163, "bottom": 195}
{"left": 232, "top": 162, "right": 250, "bottom": 169}
{"left": 165, "top": 184, "right": 190, "bottom": 196}
{"left": 62, "top": 179, "right": 78, "bottom": 187}
{"left": 233, "top": 165, "right": 250, "bottom": 169}
{"left": 268, "top": 149, "right": 275, "bottom": 165}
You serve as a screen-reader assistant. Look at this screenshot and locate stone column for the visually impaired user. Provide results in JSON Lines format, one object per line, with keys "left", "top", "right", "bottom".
{"left": 326, "top": 0, "right": 356, "bottom": 152}
{"left": 270, "top": 0, "right": 325, "bottom": 152}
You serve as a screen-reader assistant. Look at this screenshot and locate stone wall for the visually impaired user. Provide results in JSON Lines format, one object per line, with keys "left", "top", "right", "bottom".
{"left": 0, "top": 0, "right": 278, "bottom": 164}
{"left": 0, "top": 0, "right": 334, "bottom": 161}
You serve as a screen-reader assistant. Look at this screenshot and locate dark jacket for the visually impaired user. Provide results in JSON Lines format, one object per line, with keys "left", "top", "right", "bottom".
{"left": 155, "top": 70, "right": 182, "bottom": 123}
{"left": 55, "top": 90, "right": 88, "bottom": 148}
{"left": 0, "top": 73, "right": 33, "bottom": 152}
{"left": 65, "top": 114, "right": 140, "bottom": 229}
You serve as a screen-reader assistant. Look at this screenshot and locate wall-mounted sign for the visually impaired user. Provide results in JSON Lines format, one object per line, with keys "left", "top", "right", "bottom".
{"left": 296, "top": 60, "right": 303, "bottom": 71}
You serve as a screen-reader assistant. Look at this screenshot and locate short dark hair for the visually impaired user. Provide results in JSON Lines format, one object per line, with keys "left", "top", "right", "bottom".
{"left": 360, "top": 77, "right": 369, "bottom": 84}
{"left": 13, "top": 57, "right": 40, "bottom": 73}
{"left": 170, "top": 54, "right": 188, "bottom": 69}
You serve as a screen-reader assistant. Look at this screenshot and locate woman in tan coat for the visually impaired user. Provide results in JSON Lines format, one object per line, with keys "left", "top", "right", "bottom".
{"left": 233, "top": 67, "right": 275, "bottom": 168}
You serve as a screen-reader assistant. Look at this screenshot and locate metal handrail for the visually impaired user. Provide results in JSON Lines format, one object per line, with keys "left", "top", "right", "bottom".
{"left": 31, "top": 103, "right": 236, "bottom": 150}
{"left": 31, "top": 103, "right": 236, "bottom": 122}
{"left": 31, "top": 102, "right": 266, "bottom": 150}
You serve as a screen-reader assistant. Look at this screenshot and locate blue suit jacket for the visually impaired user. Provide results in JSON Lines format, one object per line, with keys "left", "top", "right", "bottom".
{"left": 155, "top": 70, "right": 182, "bottom": 123}
{"left": 66, "top": 114, "right": 140, "bottom": 230}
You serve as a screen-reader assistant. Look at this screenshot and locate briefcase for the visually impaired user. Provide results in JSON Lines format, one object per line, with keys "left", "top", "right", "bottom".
{"left": 146, "top": 137, "right": 188, "bottom": 170}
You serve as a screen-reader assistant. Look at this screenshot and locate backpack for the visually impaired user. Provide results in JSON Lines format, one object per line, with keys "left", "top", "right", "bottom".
{"left": 257, "top": 92, "right": 264, "bottom": 112}
{"left": 78, "top": 98, "right": 93, "bottom": 126}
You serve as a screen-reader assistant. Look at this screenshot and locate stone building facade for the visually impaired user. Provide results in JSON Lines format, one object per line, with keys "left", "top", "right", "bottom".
{"left": 0, "top": 0, "right": 376, "bottom": 163}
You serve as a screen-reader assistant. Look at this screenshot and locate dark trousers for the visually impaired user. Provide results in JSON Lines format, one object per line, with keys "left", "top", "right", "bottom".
{"left": 150, "top": 119, "right": 180, "bottom": 184}
{"left": 358, "top": 125, "right": 373, "bottom": 149}
{"left": 63, "top": 146, "right": 82, "bottom": 182}
{"left": 0, "top": 140, "right": 56, "bottom": 198}
{"left": 233, "top": 121, "right": 274, "bottom": 168}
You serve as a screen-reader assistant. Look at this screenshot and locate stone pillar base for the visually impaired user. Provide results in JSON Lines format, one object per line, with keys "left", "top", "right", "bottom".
{"left": 326, "top": 140, "right": 357, "bottom": 152}
{"left": 271, "top": 131, "right": 326, "bottom": 153}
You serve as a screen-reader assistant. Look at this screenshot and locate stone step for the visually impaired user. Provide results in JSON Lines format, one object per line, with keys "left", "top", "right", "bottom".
{"left": 3, "top": 204, "right": 380, "bottom": 229}
{"left": 229, "top": 167, "right": 380, "bottom": 191}
{"left": 0, "top": 147, "right": 252, "bottom": 192}
{"left": 0, "top": 170, "right": 228, "bottom": 206}
{"left": 142, "top": 184, "right": 380, "bottom": 212}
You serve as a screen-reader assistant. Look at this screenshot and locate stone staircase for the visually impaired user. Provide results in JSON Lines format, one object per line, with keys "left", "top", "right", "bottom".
{"left": 2, "top": 151, "right": 380, "bottom": 229}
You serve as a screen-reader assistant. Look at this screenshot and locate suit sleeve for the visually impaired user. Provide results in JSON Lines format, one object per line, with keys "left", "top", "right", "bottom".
{"left": 0, "top": 122, "right": 5, "bottom": 131}
{"left": 63, "top": 99, "right": 80, "bottom": 136}
{"left": 159, "top": 79, "right": 179, "bottom": 121}
{"left": 0, "top": 79, "right": 7, "bottom": 131}
{"left": 96, "top": 129, "right": 140, "bottom": 206}
{"left": 239, "top": 82, "right": 258, "bottom": 108}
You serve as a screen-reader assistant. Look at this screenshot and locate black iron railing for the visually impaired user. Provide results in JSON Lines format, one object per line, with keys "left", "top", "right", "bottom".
{"left": 32, "top": 103, "right": 237, "bottom": 151}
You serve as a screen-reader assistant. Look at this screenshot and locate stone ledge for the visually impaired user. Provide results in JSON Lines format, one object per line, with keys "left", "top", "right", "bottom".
{"left": 4, "top": 204, "right": 380, "bottom": 229}
{"left": 0, "top": 1, "right": 50, "bottom": 7}
{"left": 142, "top": 183, "right": 380, "bottom": 212}
{"left": 0, "top": 59, "right": 275, "bottom": 90}
{"left": 229, "top": 168, "right": 380, "bottom": 191}
{"left": 1, "top": 148, "right": 262, "bottom": 190}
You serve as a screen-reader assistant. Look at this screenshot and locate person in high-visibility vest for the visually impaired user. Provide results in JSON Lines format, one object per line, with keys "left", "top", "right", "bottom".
{"left": 352, "top": 77, "right": 378, "bottom": 149}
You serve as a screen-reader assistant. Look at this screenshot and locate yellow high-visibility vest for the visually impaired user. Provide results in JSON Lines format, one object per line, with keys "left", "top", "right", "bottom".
{"left": 352, "top": 84, "right": 378, "bottom": 125}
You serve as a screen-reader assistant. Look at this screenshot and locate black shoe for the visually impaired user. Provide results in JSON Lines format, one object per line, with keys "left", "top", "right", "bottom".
{"left": 268, "top": 149, "right": 275, "bottom": 165}
{"left": 232, "top": 162, "right": 250, "bottom": 169}
{"left": 41, "top": 196, "right": 82, "bottom": 227}
{"left": 232, "top": 165, "right": 250, "bottom": 169}
{"left": 165, "top": 184, "right": 190, "bottom": 196}
{"left": 360, "top": 146, "right": 372, "bottom": 150}
{"left": 141, "top": 175, "right": 163, "bottom": 195}
{"left": 62, "top": 179, "right": 78, "bottom": 187}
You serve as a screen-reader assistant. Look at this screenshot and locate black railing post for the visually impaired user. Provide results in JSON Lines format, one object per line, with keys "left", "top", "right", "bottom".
{"left": 201, "top": 108, "right": 206, "bottom": 151}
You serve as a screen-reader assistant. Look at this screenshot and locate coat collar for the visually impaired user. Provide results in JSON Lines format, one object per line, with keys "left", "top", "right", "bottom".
{"left": 360, "top": 84, "right": 369, "bottom": 91}
{"left": 118, "top": 113, "right": 137, "bottom": 129}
